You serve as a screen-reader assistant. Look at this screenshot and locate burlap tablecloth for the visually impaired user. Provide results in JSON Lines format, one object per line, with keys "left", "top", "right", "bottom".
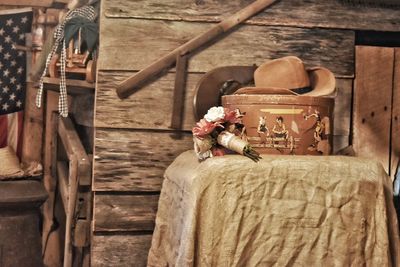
{"left": 148, "top": 151, "right": 400, "bottom": 267}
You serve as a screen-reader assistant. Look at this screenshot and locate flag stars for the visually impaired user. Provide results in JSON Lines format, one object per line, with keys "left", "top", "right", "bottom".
{"left": 11, "top": 60, "right": 17, "bottom": 67}
{"left": 0, "top": 28, "right": 4, "bottom": 36}
{"left": 21, "top": 16, "right": 28, "bottom": 24}
{"left": 19, "top": 34, "right": 24, "bottom": 40}
{"left": 16, "top": 100, "right": 22, "bottom": 108}
{"left": 9, "top": 93, "right": 16, "bottom": 101}
{"left": 3, "top": 69, "right": 10, "bottom": 77}
{"left": 4, "top": 52, "right": 11, "bottom": 60}
{"left": 0, "top": 62, "right": 3, "bottom": 69}
{"left": 2, "top": 86, "right": 9, "bottom": 93}
{"left": 6, "top": 18, "right": 13, "bottom": 26}
{"left": 16, "top": 84, "right": 22, "bottom": 91}
{"left": 2, "top": 103, "right": 9, "bottom": 111}
{"left": 0, "top": 45, "right": 3, "bottom": 53}
{"left": 17, "top": 67, "right": 23, "bottom": 74}
{"left": 10, "top": 77, "right": 16, "bottom": 84}
{"left": 4, "top": 35, "right": 12, "bottom": 43}
{"left": 11, "top": 44, "right": 16, "bottom": 50}
{"left": 17, "top": 51, "right": 24, "bottom": 57}
{"left": 12, "top": 26, "right": 20, "bottom": 33}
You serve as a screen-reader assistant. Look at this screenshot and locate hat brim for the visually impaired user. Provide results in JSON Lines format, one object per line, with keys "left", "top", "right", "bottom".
{"left": 303, "top": 67, "right": 336, "bottom": 97}
{"left": 234, "top": 87, "right": 298, "bottom": 95}
{"left": 193, "top": 65, "right": 256, "bottom": 120}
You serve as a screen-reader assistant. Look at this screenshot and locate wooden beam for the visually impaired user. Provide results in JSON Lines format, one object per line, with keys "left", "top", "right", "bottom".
{"left": 93, "top": 194, "right": 159, "bottom": 232}
{"left": 58, "top": 116, "right": 91, "bottom": 187}
{"left": 0, "top": 2, "right": 52, "bottom": 7}
{"left": 42, "top": 91, "right": 62, "bottom": 267}
{"left": 42, "top": 77, "right": 95, "bottom": 95}
{"left": 56, "top": 161, "right": 69, "bottom": 212}
{"left": 93, "top": 129, "right": 193, "bottom": 192}
{"left": 21, "top": 83, "right": 44, "bottom": 166}
{"left": 170, "top": 54, "right": 189, "bottom": 129}
{"left": 98, "top": 18, "right": 355, "bottom": 77}
{"left": 103, "top": 0, "right": 400, "bottom": 32}
{"left": 353, "top": 46, "right": 394, "bottom": 174}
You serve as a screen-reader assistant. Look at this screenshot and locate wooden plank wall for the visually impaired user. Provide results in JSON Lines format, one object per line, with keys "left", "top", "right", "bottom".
{"left": 353, "top": 46, "right": 394, "bottom": 174}
{"left": 353, "top": 46, "right": 400, "bottom": 177}
{"left": 92, "top": 0, "right": 400, "bottom": 265}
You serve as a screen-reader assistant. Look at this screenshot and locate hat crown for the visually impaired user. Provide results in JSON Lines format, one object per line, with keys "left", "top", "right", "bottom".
{"left": 254, "top": 56, "right": 310, "bottom": 90}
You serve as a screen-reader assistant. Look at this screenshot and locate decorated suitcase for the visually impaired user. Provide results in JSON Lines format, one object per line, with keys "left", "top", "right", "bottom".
{"left": 222, "top": 93, "right": 334, "bottom": 155}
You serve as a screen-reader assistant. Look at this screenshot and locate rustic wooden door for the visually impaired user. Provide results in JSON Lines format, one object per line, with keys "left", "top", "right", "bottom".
{"left": 353, "top": 46, "right": 400, "bottom": 179}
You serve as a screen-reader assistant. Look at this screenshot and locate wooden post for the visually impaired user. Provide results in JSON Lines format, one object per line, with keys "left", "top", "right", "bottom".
{"left": 42, "top": 91, "right": 62, "bottom": 267}
{"left": 170, "top": 54, "right": 188, "bottom": 130}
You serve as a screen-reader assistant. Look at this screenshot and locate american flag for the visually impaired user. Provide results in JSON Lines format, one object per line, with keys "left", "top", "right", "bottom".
{"left": 0, "top": 8, "right": 32, "bottom": 158}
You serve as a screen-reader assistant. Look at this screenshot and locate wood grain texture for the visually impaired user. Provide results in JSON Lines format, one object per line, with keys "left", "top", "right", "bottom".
{"left": 0, "top": 0, "right": 53, "bottom": 7}
{"left": 391, "top": 48, "right": 400, "bottom": 179}
{"left": 96, "top": 70, "right": 352, "bottom": 131}
{"left": 93, "top": 129, "right": 193, "bottom": 192}
{"left": 98, "top": 18, "right": 355, "bottom": 77}
{"left": 353, "top": 46, "right": 394, "bottom": 174}
{"left": 91, "top": 235, "right": 152, "bottom": 267}
{"left": 333, "top": 135, "right": 349, "bottom": 154}
{"left": 333, "top": 79, "right": 352, "bottom": 136}
{"left": 95, "top": 71, "right": 200, "bottom": 130}
{"left": 103, "top": 0, "right": 400, "bottom": 32}
{"left": 94, "top": 194, "right": 159, "bottom": 232}
{"left": 21, "top": 83, "right": 43, "bottom": 165}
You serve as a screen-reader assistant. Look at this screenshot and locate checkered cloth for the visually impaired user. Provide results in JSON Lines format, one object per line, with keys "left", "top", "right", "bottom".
{"left": 36, "top": 6, "right": 96, "bottom": 117}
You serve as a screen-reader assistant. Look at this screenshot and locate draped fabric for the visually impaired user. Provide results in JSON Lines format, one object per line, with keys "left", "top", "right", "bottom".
{"left": 148, "top": 151, "right": 400, "bottom": 267}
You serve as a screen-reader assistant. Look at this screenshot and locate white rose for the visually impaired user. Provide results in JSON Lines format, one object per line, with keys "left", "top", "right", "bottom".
{"left": 204, "top": 106, "right": 225, "bottom": 122}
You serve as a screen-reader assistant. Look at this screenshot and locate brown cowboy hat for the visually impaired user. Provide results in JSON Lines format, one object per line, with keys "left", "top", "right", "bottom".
{"left": 193, "top": 56, "right": 335, "bottom": 120}
{"left": 235, "top": 56, "right": 336, "bottom": 96}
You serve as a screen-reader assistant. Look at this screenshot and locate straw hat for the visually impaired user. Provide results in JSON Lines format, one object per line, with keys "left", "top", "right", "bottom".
{"left": 235, "top": 56, "right": 335, "bottom": 96}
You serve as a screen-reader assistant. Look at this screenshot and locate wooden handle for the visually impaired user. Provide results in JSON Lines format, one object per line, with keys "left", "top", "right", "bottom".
{"left": 116, "top": 0, "right": 277, "bottom": 99}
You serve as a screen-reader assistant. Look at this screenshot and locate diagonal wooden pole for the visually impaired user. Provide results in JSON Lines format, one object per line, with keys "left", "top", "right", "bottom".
{"left": 116, "top": 0, "right": 278, "bottom": 99}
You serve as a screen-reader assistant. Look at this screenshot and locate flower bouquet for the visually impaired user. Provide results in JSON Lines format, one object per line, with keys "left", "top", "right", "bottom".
{"left": 192, "top": 106, "right": 261, "bottom": 162}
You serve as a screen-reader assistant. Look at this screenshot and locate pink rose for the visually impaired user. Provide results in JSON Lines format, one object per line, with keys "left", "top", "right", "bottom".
{"left": 192, "top": 119, "right": 217, "bottom": 137}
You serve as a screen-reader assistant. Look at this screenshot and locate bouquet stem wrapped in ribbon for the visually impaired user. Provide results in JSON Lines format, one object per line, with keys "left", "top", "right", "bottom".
{"left": 192, "top": 106, "right": 261, "bottom": 162}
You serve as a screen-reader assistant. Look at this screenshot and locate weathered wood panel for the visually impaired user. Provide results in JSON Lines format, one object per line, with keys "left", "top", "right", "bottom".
{"left": 98, "top": 18, "right": 355, "bottom": 77}
{"left": 94, "top": 194, "right": 159, "bottom": 232}
{"left": 103, "top": 0, "right": 400, "bottom": 32}
{"left": 334, "top": 79, "right": 352, "bottom": 136}
{"left": 333, "top": 135, "right": 349, "bottom": 154}
{"left": 96, "top": 70, "right": 353, "bottom": 131}
{"left": 93, "top": 129, "right": 193, "bottom": 192}
{"left": 353, "top": 46, "right": 394, "bottom": 174}
{"left": 391, "top": 48, "right": 400, "bottom": 179}
{"left": 95, "top": 71, "right": 200, "bottom": 130}
{"left": 21, "top": 83, "right": 43, "bottom": 165}
{"left": 0, "top": 0, "right": 53, "bottom": 7}
{"left": 92, "top": 235, "right": 152, "bottom": 267}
